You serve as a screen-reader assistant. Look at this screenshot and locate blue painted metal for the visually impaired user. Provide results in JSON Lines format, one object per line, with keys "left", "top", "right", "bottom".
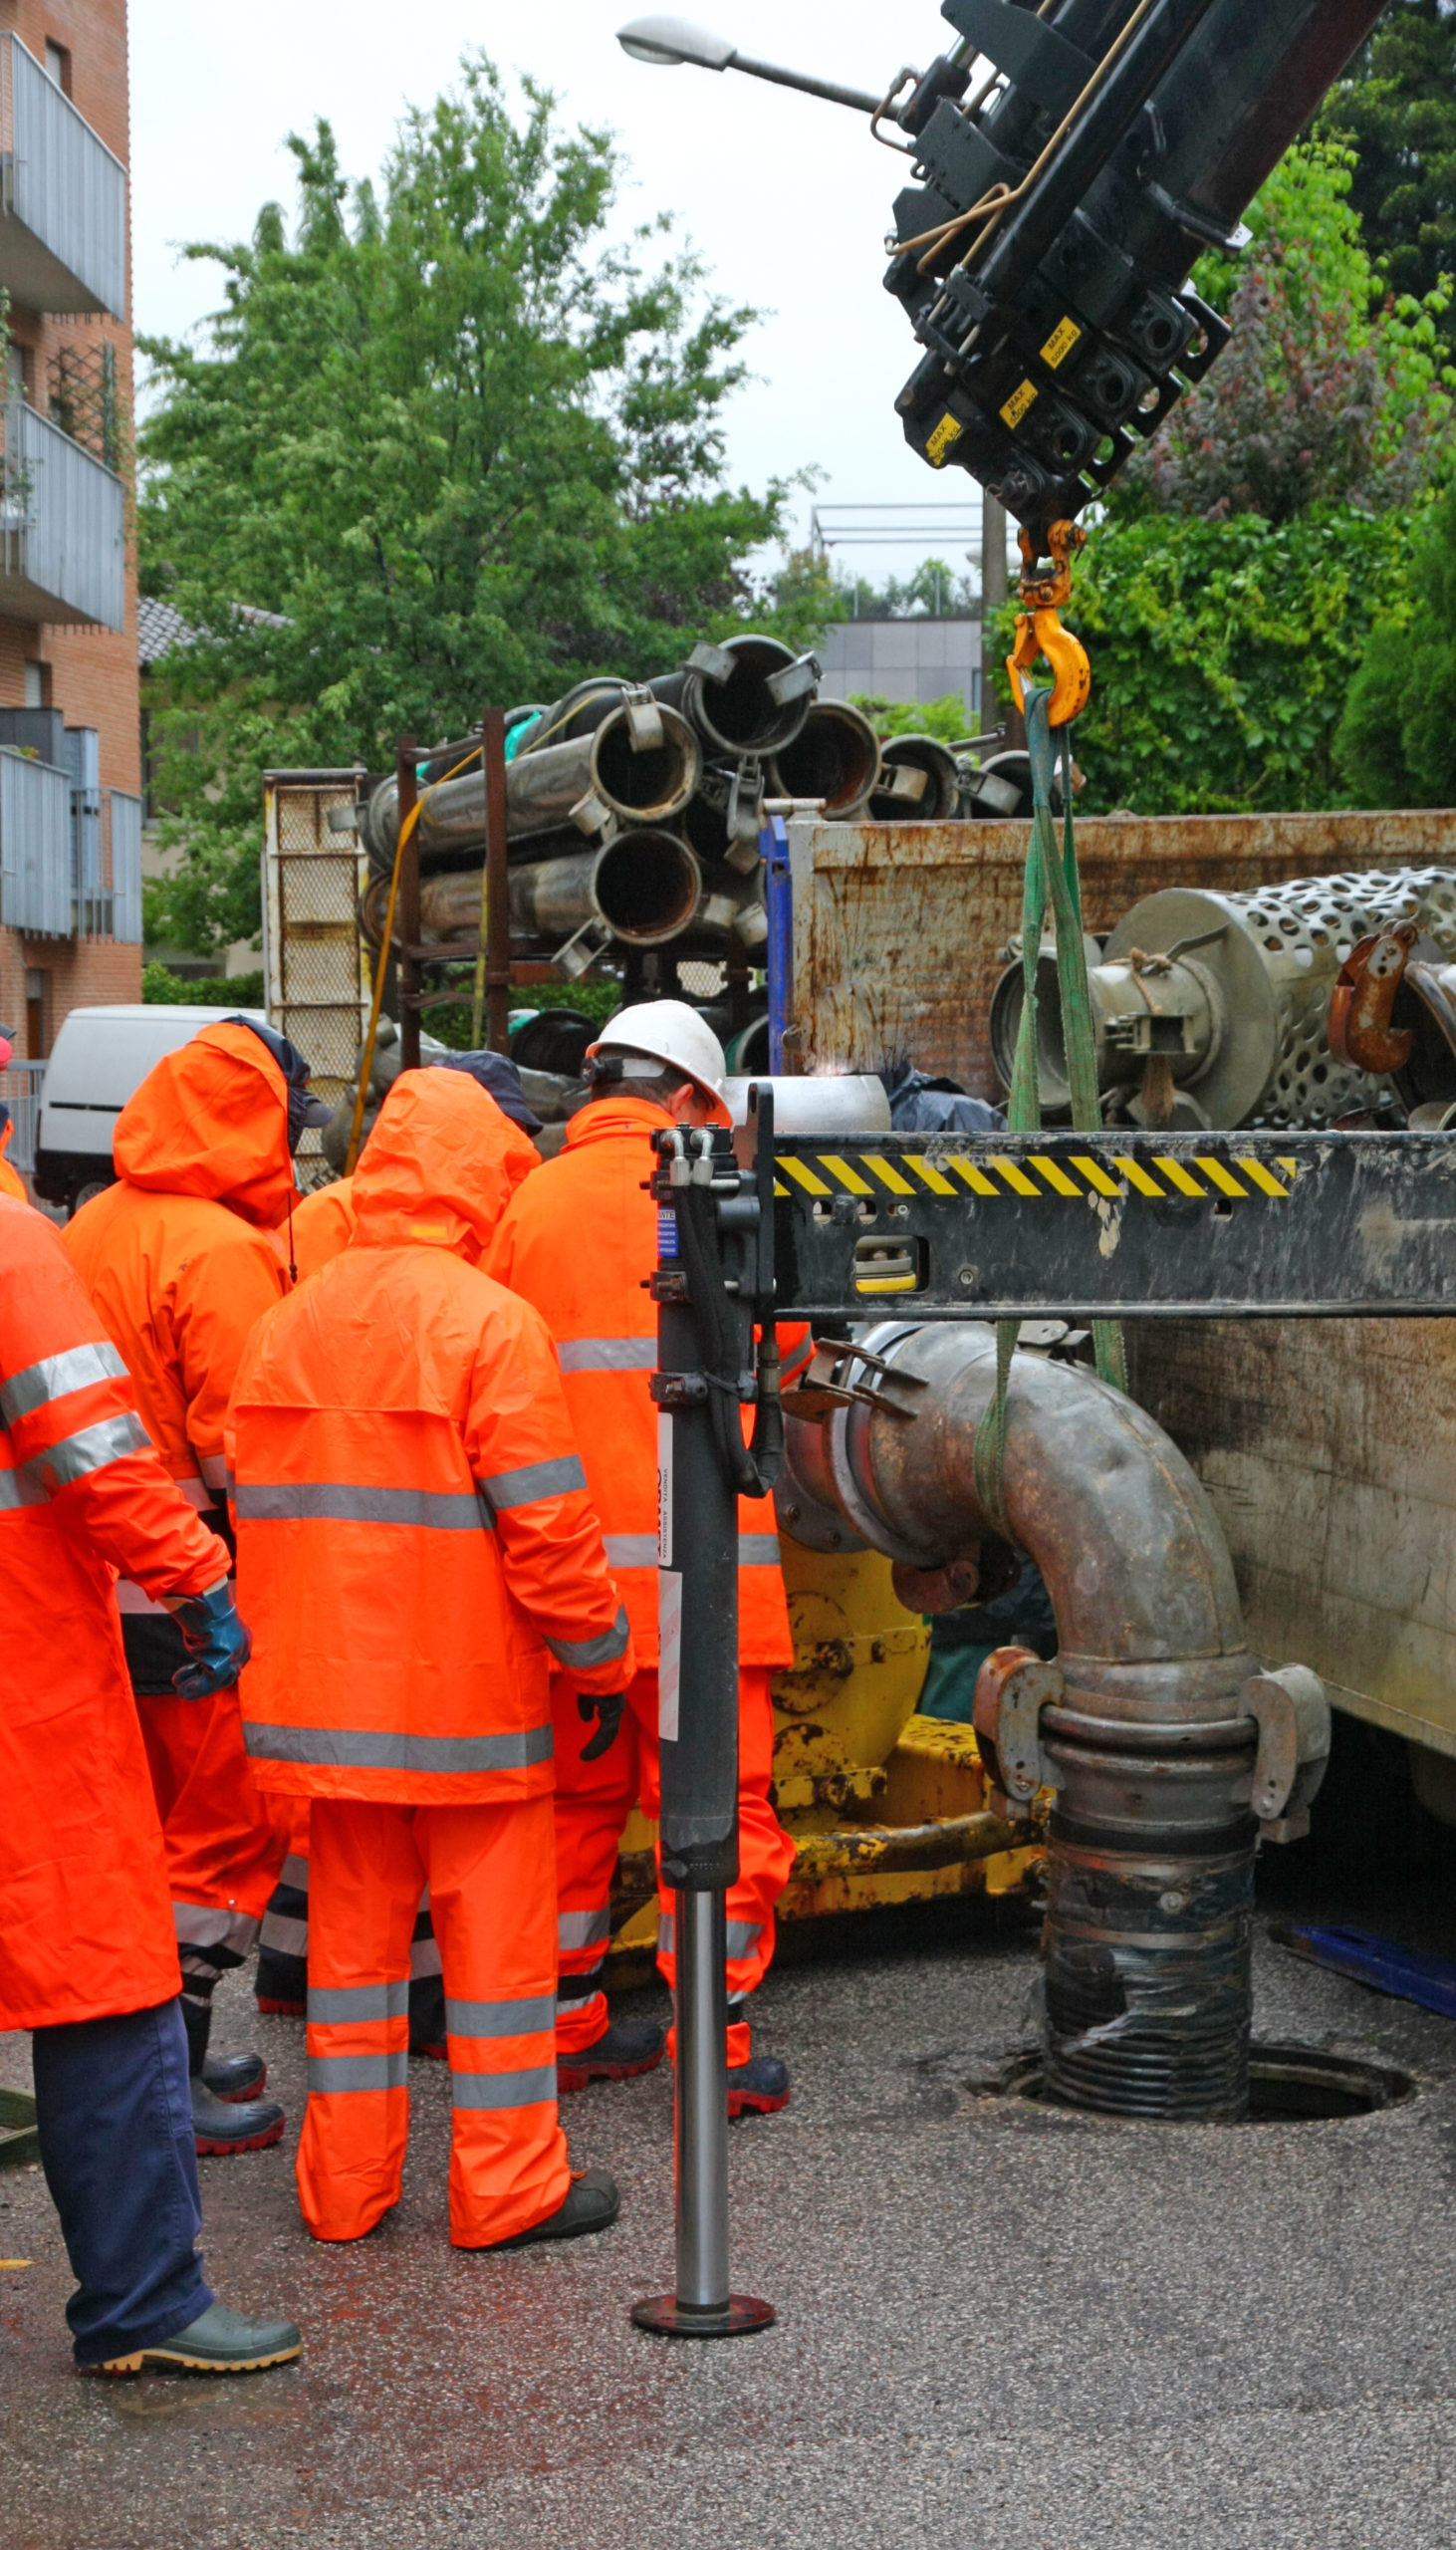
{"left": 763, "top": 816, "right": 792, "bottom": 1074}
{"left": 1272, "top": 1922, "right": 1456, "bottom": 2022}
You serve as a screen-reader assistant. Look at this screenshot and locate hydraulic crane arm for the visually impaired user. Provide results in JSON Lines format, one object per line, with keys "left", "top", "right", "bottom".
{"left": 885, "top": 0, "right": 1389, "bottom": 545}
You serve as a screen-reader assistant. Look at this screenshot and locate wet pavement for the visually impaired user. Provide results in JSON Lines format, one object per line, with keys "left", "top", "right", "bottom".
{"left": 6, "top": 1748, "right": 1456, "bottom": 2549}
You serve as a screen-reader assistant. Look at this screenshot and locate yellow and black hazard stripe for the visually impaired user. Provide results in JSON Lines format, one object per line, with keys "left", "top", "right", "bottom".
{"left": 774, "top": 1150, "right": 1301, "bottom": 1204}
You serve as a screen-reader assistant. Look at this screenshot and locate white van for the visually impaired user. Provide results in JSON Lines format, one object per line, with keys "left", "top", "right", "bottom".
{"left": 33, "top": 1003, "right": 267, "bottom": 1216}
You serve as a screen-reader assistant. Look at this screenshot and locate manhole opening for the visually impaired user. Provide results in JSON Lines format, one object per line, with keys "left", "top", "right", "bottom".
{"left": 990, "top": 2042, "right": 1417, "bottom": 2123}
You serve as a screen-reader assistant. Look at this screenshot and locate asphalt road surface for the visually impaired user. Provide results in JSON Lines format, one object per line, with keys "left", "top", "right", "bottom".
{"left": 4, "top": 1731, "right": 1455, "bottom": 2549}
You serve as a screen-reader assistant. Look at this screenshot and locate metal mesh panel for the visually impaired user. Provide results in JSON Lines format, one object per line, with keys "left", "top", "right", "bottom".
{"left": 676, "top": 958, "right": 727, "bottom": 998}
{"left": 263, "top": 778, "right": 369, "bottom": 1184}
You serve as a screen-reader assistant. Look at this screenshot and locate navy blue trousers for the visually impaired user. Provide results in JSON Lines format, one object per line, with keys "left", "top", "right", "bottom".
{"left": 31, "top": 1997, "right": 213, "bottom": 2366}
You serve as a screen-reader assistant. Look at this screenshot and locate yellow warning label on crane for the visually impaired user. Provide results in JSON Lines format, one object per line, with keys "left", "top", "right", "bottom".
{"left": 1040, "top": 316, "right": 1082, "bottom": 369}
{"left": 1000, "top": 379, "right": 1039, "bottom": 430}
{"left": 925, "top": 412, "right": 964, "bottom": 465}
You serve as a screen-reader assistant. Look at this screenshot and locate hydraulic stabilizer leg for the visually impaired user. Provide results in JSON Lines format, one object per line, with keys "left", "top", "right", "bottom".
{"left": 631, "top": 1120, "right": 776, "bottom": 2340}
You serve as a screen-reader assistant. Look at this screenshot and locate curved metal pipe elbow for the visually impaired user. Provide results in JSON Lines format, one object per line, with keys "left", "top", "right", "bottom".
{"left": 786, "top": 1321, "right": 1256, "bottom": 1728}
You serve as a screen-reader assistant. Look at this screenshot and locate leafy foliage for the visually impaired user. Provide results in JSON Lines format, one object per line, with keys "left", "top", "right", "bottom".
{"left": 834, "top": 557, "right": 979, "bottom": 621}
{"left": 850, "top": 692, "right": 973, "bottom": 744}
{"left": 139, "top": 59, "right": 811, "bottom": 955}
{"left": 1335, "top": 482, "right": 1456, "bottom": 804}
{"left": 1116, "top": 145, "right": 1454, "bottom": 525}
{"left": 1318, "top": 0, "right": 1456, "bottom": 350}
{"left": 998, "top": 509, "right": 1415, "bottom": 816}
{"left": 141, "top": 963, "right": 266, "bottom": 1006}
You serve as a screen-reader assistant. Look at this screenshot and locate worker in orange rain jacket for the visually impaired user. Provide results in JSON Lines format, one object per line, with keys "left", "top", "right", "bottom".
{"left": 0, "top": 1022, "right": 27, "bottom": 1203}
{"left": 253, "top": 1049, "right": 545, "bottom": 2040}
{"left": 485, "top": 1000, "right": 800, "bottom": 2119}
{"left": 65, "top": 1015, "right": 332, "bottom": 2160}
{"left": 228, "top": 1067, "right": 635, "bottom": 2250}
{"left": 0, "top": 1197, "right": 301, "bottom": 2377}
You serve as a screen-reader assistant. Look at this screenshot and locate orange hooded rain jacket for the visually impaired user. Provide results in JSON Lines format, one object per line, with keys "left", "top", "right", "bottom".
{"left": 0, "top": 1199, "right": 229, "bottom": 2027}
{"left": 485, "top": 1094, "right": 794, "bottom": 1669}
{"left": 229, "top": 1069, "right": 634, "bottom": 1806}
{"left": 290, "top": 1173, "right": 357, "bottom": 1279}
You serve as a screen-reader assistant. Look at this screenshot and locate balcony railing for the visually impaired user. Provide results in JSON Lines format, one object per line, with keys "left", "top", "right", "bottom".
{"left": 0, "top": 35, "right": 125, "bottom": 318}
{"left": 0, "top": 744, "right": 70, "bottom": 935}
{"left": 0, "top": 399, "right": 123, "bottom": 629}
{"left": 0, "top": 1057, "right": 43, "bottom": 1170}
{"left": 109, "top": 788, "right": 141, "bottom": 943}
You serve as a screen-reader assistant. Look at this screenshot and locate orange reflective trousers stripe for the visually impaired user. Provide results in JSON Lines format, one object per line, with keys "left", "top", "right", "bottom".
{"left": 300, "top": 1795, "right": 570, "bottom": 2246}
{"left": 553, "top": 1667, "right": 796, "bottom": 2069}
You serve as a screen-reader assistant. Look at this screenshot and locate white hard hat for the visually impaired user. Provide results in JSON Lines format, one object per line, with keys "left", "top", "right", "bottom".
{"left": 586, "top": 999, "right": 730, "bottom": 1125}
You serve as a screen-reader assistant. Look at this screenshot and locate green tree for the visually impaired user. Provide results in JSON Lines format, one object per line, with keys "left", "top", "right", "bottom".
{"left": 140, "top": 58, "right": 807, "bottom": 956}
{"left": 1001, "top": 509, "right": 1413, "bottom": 816}
{"left": 1335, "top": 482, "right": 1456, "bottom": 804}
{"left": 1318, "top": 1, "right": 1456, "bottom": 349}
{"left": 1116, "top": 143, "right": 1453, "bottom": 524}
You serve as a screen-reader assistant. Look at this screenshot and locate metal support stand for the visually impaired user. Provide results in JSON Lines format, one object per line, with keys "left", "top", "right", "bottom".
{"left": 764, "top": 816, "right": 797, "bottom": 1075}
{"left": 631, "top": 1129, "right": 776, "bottom": 2341}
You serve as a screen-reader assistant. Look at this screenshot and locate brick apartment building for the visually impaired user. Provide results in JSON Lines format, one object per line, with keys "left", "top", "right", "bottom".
{"left": 0, "top": 0, "right": 141, "bottom": 1066}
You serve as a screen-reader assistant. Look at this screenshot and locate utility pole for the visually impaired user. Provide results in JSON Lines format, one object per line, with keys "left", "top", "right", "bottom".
{"left": 981, "top": 493, "right": 1024, "bottom": 750}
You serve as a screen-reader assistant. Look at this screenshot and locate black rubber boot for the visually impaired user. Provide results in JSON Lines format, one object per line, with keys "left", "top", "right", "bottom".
{"left": 726, "top": 2053, "right": 791, "bottom": 2119}
{"left": 254, "top": 1948, "right": 306, "bottom": 2017}
{"left": 191, "top": 2078, "right": 286, "bottom": 2158}
{"left": 558, "top": 2017, "right": 666, "bottom": 2094}
{"left": 94, "top": 2301, "right": 302, "bottom": 2377}
{"left": 409, "top": 1971, "right": 446, "bottom": 2061}
{"left": 479, "top": 2168, "right": 620, "bottom": 2251}
{"left": 202, "top": 2051, "right": 268, "bottom": 2103}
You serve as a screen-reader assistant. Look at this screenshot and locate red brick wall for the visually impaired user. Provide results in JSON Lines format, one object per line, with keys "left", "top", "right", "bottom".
{"left": 0, "top": 0, "right": 139, "bottom": 1051}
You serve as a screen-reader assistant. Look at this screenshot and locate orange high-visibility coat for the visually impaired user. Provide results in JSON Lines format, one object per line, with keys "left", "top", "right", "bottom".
{"left": 290, "top": 1174, "right": 356, "bottom": 1280}
{"left": 0, "top": 1199, "right": 229, "bottom": 2028}
{"left": 485, "top": 1094, "right": 794, "bottom": 1667}
{"left": 64, "top": 1020, "right": 294, "bottom": 1934}
{"left": 229, "top": 1069, "right": 633, "bottom": 1806}
{"left": 0, "top": 1117, "right": 25, "bottom": 1204}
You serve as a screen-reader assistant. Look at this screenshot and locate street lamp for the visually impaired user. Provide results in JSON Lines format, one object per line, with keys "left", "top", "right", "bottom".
{"left": 615, "top": 16, "right": 884, "bottom": 115}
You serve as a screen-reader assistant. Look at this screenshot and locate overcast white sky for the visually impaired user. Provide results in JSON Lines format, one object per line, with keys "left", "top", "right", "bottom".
{"left": 127, "top": 0, "right": 985, "bottom": 591}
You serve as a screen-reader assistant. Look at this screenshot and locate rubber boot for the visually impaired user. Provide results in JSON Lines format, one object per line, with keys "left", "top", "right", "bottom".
{"left": 478, "top": 2168, "right": 620, "bottom": 2251}
{"left": 255, "top": 1948, "right": 306, "bottom": 2017}
{"left": 558, "top": 2016, "right": 666, "bottom": 2094}
{"left": 201, "top": 2051, "right": 267, "bottom": 2103}
{"left": 93, "top": 2302, "right": 302, "bottom": 2377}
{"left": 726, "top": 2053, "right": 791, "bottom": 2119}
{"left": 182, "top": 1993, "right": 286, "bottom": 2156}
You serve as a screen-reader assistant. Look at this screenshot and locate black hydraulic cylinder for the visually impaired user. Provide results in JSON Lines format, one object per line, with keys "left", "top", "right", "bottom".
{"left": 631, "top": 1161, "right": 774, "bottom": 2342}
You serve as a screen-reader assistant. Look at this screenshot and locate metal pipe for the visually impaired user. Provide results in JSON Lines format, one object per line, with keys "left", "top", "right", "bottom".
{"left": 768, "top": 700, "right": 881, "bottom": 820}
{"left": 362, "top": 829, "right": 704, "bottom": 954}
{"left": 868, "top": 734, "right": 962, "bottom": 823}
{"left": 364, "top": 702, "right": 700, "bottom": 870}
{"left": 652, "top": 635, "right": 820, "bottom": 762}
{"left": 781, "top": 1322, "right": 1288, "bottom": 2119}
{"left": 673, "top": 1889, "right": 731, "bottom": 2312}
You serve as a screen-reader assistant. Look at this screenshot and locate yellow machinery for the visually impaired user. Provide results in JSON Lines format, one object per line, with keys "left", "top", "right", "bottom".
{"left": 607, "top": 1536, "right": 1041, "bottom": 1977}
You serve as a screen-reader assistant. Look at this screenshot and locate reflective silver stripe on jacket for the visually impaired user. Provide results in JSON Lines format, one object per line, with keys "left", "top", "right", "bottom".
{"left": 479, "top": 1453, "right": 587, "bottom": 1513}
{"left": 308, "top": 1980, "right": 409, "bottom": 2025}
{"left": 233, "top": 1481, "right": 487, "bottom": 1529}
{"left": 445, "top": 1994, "right": 557, "bottom": 2038}
{"left": 308, "top": 2051, "right": 409, "bottom": 2094}
{"left": 449, "top": 2065, "right": 558, "bottom": 2111}
{"left": 557, "top": 1338, "right": 656, "bottom": 1375}
{"left": 545, "top": 1605, "right": 630, "bottom": 1672}
{"left": 559, "top": 1908, "right": 610, "bottom": 1951}
{"left": 0, "top": 1339, "right": 126, "bottom": 1426}
{"left": 604, "top": 1534, "right": 657, "bottom": 1570}
{"left": 0, "top": 1410, "right": 148, "bottom": 1510}
{"left": 242, "top": 1720, "right": 553, "bottom": 1775}
{"left": 261, "top": 1910, "right": 309, "bottom": 1960}
{"left": 173, "top": 1902, "right": 259, "bottom": 1957}
{"left": 602, "top": 1532, "right": 779, "bottom": 1570}
{"left": 197, "top": 1451, "right": 230, "bottom": 1492}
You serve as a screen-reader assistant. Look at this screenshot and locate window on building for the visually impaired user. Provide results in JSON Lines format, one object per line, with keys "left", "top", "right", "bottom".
{"left": 44, "top": 41, "right": 71, "bottom": 94}
{"left": 25, "top": 968, "right": 47, "bottom": 1060}
{"left": 23, "top": 662, "right": 47, "bottom": 710}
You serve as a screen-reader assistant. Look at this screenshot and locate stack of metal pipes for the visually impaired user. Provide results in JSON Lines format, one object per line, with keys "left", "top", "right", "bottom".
{"left": 358, "top": 634, "right": 1020, "bottom": 982}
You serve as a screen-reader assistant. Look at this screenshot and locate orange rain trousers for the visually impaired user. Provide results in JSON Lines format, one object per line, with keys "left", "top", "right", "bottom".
{"left": 138, "top": 1694, "right": 292, "bottom": 1939}
{"left": 300, "top": 1795, "right": 570, "bottom": 2248}
{"left": 553, "top": 1666, "right": 796, "bottom": 2071}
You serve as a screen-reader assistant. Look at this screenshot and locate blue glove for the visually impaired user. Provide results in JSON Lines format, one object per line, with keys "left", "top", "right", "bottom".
{"left": 578, "top": 1690, "right": 625, "bottom": 1762}
{"left": 170, "top": 1580, "right": 252, "bottom": 1699}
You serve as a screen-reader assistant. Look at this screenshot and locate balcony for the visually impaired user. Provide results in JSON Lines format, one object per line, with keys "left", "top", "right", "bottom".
{"left": 0, "top": 35, "right": 125, "bottom": 318}
{"left": 0, "top": 400, "right": 123, "bottom": 629}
